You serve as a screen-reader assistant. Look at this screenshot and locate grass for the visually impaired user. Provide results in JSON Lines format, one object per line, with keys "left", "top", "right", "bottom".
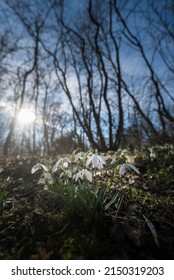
{"left": 0, "top": 145, "right": 174, "bottom": 259}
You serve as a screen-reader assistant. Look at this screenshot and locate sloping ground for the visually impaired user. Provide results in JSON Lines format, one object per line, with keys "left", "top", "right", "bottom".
{"left": 0, "top": 146, "right": 174, "bottom": 259}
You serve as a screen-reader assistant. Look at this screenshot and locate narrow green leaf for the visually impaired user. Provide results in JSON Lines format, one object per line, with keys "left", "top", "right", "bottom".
{"left": 105, "top": 192, "right": 119, "bottom": 210}
{"left": 143, "top": 214, "right": 160, "bottom": 247}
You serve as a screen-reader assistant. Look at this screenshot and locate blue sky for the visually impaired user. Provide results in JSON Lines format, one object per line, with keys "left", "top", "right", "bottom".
{"left": 0, "top": 0, "right": 173, "bottom": 149}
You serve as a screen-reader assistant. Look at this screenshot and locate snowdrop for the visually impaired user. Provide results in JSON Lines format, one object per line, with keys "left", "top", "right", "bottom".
{"left": 86, "top": 154, "right": 107, "bottom": 169}
{"left": 149, "top": 148, "right": 156, "bottom": 159}
{"left": 59, "top": 170, "right": 73, "bottom": 179}
{"left": 52, "top": 157, "right": 71, "bottom": 173}
{"left": 43, "top": 185, "right": 49, "bottom": 191}
{"left": 44, "top": 172, "right": 54, "bottom": 185}
{"left": 74, "top": 152, "right": 85, "bottom": 161}
{"left": 31, "top": 163, "right": 49, "bottom": 174}
{"left": 31, "top": 163, "right": 54, "bottom": 186}
{"left": 73, "top": 169, "right": 92, "bottom": 183}
{"left": 38, "top": 172, "right": 54, "bottom": 185}
{"left": 119, "top": 163, "right": 140, "bottom": 176}
{"left": 38, "top": 178, "right": 45, "bottom": 185}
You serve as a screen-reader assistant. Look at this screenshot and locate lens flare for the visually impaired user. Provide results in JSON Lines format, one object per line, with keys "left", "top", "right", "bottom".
{"left": 17, "top": 108, "right": 35, "bottom": 125}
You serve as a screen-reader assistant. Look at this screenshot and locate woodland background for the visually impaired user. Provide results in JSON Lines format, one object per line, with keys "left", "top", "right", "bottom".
{"left": 0, "top": 0, "right": 173, "bottom": 156}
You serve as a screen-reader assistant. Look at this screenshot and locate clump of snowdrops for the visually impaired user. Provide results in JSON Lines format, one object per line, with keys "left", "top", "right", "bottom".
{"left": 31, "top": 150, "right": 140, "bottom": 223}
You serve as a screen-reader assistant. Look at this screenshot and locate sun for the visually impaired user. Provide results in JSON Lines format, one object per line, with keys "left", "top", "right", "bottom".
{"left": 17, "top": 108, "right": 36, "bottom": 125}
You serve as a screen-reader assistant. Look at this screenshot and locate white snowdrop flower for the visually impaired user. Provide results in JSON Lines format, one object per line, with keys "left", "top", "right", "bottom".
{"left": 66, "top": 170, "right": 73, "bottom": 178}
{"left": 44, "top": 172, "right": 54, "bottom": 185}
{"left": 40, "top": 164, "right": 50, "bottom": 172}
{"left": 59, "top": 172, "right": 64, "bottom": 179}
{"left": 31, "top": 163, "right": 41, "bottom": 174}
{"left": 38, "top": 178, "right": 45, "bottom": 185}
{"left": 119, "top": 163, "right": 140, "bottom": 176}
{"left": 59, "top": 170, "right": 72, "bottom": 179}
{"left": 43, "top": 185, "right": 49, "bottom": 191}
{"left": 52, "top": 160, "right": 62, "bottom": 173}
{"left": 150, "top": 149, "right": 156, "bottom": 158}
{"left": 63, "top": 161, "right": 68, "bottom": 168}
{"left": 73, "top": 171, "right": 82, "bottom": 181}
{"left": 86, "top": 154, "right": 107, "bottom": 169}
{"left": 119, "top": 163, "right": 127, "bottom": 175}
{"left": 73, "top": 169, "right": 92, "bottom": 182}
{"left": 52, "top": 157, "right": 71, "bottom": 172}
{"left": 74, "top": 152, "right": 85, "bottom": 161}
{"left": 31, "top": 163, "right": 49, "bottom": 174}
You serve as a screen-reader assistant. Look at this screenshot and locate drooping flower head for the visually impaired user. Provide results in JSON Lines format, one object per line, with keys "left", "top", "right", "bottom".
{"left": 52, "top": 157, "right": 71, "bottom": 173}
{"left": 119, "top": 163, "right": 140, "bottom": 176}
{"left": 73, "top": 169, "right": 92, "bottom": 182}
{"left": 86, "top": 154, "right": 107, "bottom": 169}
{"left": 31, "top": 163, "right": 49, "bottom": 174}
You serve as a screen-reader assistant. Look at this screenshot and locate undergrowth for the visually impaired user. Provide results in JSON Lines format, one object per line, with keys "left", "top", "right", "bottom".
{"left": 0, "top": 144, "right": 174, "bottom": 259}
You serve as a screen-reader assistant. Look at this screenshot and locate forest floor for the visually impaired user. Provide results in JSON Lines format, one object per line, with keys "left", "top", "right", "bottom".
{"left": 0, "top": 145, "right": 174, "bottom": 260}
